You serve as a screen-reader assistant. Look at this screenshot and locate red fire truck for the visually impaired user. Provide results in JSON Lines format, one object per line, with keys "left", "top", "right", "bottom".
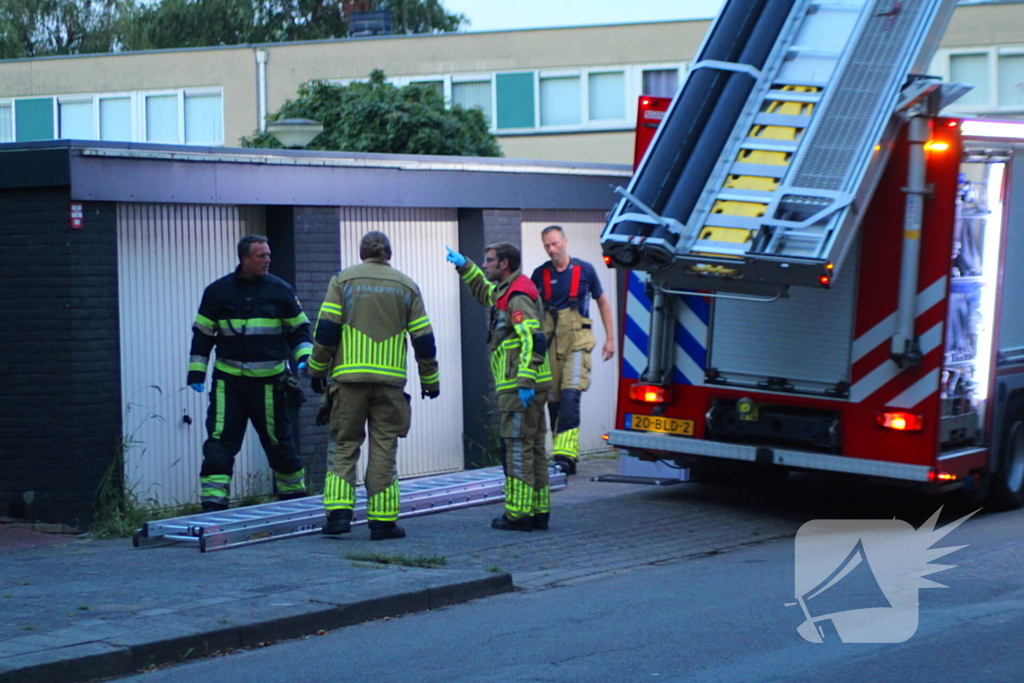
{"left": 600, "top": 0, "right": 1024, "bottom": 509}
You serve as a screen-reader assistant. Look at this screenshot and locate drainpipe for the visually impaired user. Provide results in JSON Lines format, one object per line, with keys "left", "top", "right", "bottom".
{"left": 256, "top": 48, "right": 269, "bottom": 132}
{"left": 641, "top": 283, "right": 675, "bottom": 385}
{"left": 891, "top": 115, "right": 930, "bottom": 368}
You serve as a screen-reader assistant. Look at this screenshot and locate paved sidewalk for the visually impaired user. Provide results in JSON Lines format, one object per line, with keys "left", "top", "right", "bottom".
{"left": 0, "top": 456, "right": 809, "bottom": 683}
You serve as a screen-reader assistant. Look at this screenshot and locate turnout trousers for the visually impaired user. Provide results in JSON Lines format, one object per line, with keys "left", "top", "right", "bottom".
{"left": 500, "top": 390, "right": 550, "bottom": 521}
{"left": 200, "top": 371, "right": 307, "bottom": 510}
{"left": 323, "top": 382, "right": 410, "bottom": 524}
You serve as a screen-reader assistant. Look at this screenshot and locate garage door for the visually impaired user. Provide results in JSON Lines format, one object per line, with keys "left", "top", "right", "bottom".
{"left": 521, "top": 210, "right": 619, "bottom": 454}
{"left": 118, "top": 204, "right": 269, "bottom": 506}
{"left": 338, "top": 207, "right": 465, "bottom": 479}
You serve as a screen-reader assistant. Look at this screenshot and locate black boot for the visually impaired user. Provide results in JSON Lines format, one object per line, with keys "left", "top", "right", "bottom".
{"left": 491, "top": 515, "right": 533, "bottom": 532}
{"left": 369, "top": 521, "right": 406, "bottom": 541}
{"left": 278, "top": 491, "right": 308, "bottom": 502}
{"left": 201, "top": 501, "right": 229, "bottom": 513}
{"left": 554, "top": 455, "right": 577, "bottom": 475}
{"left": 322, "top": 509, "right": 352, "bottom": 537}
{"left": 531, "top": 513, "right": 550, "bottom": 531}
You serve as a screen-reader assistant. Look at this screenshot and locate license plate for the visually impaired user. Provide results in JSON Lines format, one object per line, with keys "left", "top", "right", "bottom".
{"left": 625, "top": 414, "right": 694, "bottom": 436}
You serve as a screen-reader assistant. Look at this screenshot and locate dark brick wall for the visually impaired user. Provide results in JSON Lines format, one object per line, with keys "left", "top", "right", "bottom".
{"left": 291, "top": 206, "right": 341, "bottom": 490}
{"left": 457, "top": 209, "right": 522, "bottom": 468}
{"left": 0, "top": 190, "right": 121, "bottom": 527}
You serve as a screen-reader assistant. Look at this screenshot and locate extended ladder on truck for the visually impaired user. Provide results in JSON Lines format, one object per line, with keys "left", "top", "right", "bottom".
{"left": 601, "top": 0, "right": 961, "bottom": 295}
{"left": 134, "top": 466, "right": 567, "bottom": 553}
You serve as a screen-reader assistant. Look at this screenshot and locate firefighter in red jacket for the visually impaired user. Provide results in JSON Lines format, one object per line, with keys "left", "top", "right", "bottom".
{"left": 446, "top": 242, "right": 554, "bottom": 531}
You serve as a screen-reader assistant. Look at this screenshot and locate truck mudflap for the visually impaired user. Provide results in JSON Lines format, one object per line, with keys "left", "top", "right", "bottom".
{"left": 607, "top": 429, "right": 933, "bottom": 482}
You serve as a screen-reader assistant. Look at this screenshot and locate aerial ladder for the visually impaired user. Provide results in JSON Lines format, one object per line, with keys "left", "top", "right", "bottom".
{"left": 601, "top": 0, "right": 962, "bottom": 298}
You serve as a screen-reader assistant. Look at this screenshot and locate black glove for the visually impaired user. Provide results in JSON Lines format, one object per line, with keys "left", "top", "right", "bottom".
{"left": 310, "top": 377, "right": 327, "bottom": 395}
{"left": 421, "top": 387, "right": 440, "bottom": 399}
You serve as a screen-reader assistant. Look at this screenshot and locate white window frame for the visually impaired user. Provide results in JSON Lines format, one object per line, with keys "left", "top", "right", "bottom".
{"left": 141, "top": 90, "right": 184, "bottom": 144}
{"left": 97, "top": 92, "right": 138, "bottom": 142}
{"left": 937, "top": 48, "right": 998, "bottom": 113}
{"left": 450, "top": 74, "right": 495, "bottom": 126}
{"left": 56, "top": 95, "right": 97, "bottom": 140}
{"left": 183, "top": 87, "right": 225, "bottom": 145}
{"left": 994, "top": 46, "right": 1024, "bottom": 113}
{"left": 0, "top": 98, "right": 14, "bottom": 142}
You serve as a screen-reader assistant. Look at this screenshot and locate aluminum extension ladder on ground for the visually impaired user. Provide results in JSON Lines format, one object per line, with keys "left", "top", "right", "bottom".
{"left": 133, "top": 466, "right": 567, "bottom": 552}
{"left": 603, "top": 0, "right": 958, "bottom": 292}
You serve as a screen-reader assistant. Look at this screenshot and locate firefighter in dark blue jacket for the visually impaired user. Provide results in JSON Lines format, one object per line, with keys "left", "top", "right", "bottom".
{"left": 187, "top": 235, "right": 313, "bottom": 511}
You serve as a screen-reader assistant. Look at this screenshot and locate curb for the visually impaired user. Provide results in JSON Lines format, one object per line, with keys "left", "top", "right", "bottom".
{"left": 0, "top": 572, "right": 513, "bottom": 683}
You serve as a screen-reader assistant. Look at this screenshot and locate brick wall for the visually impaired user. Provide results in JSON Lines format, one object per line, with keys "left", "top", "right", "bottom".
{"left": 457, "top": 209, "right": 523, "bottom": 468}
{"left": 0, "top": 190, "right": 121, "bottom": 527}
{"left": 291, "top": 207, "right": 341, "bottom": 489}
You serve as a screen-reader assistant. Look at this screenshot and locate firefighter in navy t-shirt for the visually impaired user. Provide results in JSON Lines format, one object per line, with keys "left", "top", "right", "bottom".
{"left": 530, "top": 225, "right": 616, "bottom": 474}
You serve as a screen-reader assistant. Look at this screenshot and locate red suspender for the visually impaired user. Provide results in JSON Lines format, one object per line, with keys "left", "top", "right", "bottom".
{"left": 543, "top": 267, "right": 553, "bottom": 300}
{"left": 569, "top": 264, "right": 581, "bottom": 303}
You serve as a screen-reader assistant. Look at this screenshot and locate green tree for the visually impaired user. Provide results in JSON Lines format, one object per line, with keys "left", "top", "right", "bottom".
{"left": 120, "top": 0, "right": 466, "bottom": 51}
{"left": 241, "top": 69, "right": 501, "bottom": 157}
{"left": 0, "top": 0, "right": 128, "bottom": 59}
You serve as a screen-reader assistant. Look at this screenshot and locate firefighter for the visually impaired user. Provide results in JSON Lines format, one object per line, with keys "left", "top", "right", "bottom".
{"left": 530, "top": 225, "right": 615, "bottom": 475}
{"left": 446, "top": 242, "right": 553, "bottom": 531}
{"left": 307, "top": 232, "right": 439, "bottom": 541}
{"left": 188, "top": 235, "right": 312, "bottom": 512}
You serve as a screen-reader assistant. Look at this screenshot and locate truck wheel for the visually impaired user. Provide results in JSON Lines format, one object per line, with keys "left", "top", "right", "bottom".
{"left": 990, "top": 397, "right": 1024, "bottom": 511}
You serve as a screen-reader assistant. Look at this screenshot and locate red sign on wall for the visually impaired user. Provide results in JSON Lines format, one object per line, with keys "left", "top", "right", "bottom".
{"left": 70, "top": 203, "right": 83, "bottom": 229}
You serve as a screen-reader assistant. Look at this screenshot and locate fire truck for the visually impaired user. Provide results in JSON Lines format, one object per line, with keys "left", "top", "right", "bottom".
{"left": 600, "top": 0, "right": 1024, "bottom": 510}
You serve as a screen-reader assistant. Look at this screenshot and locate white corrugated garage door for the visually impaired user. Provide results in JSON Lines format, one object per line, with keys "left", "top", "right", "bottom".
{"left": 338, "top": 207, "right": 465, "bottom": 479}
{"left": 118, "top": 204, "right": 269, "bottom": 506}
{"left": 521, "top": 210, "right": 619, "bottom": 454}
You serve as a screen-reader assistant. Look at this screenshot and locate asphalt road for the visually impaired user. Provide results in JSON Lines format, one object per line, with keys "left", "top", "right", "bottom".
{"left": 113, "top": 467, "right": 1024, "bottom": 683}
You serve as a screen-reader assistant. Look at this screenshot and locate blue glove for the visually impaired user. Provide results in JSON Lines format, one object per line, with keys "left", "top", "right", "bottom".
{"left": 298, "top": 360, "right": 309, "bottom": 377}
{"left": 190, "top": 383, "right": 204, "bottom": 393}
{"left": 518, "top": 387, "right": 535, "bottom": 408}
{"left": 445, "top": 246, "right": 466, "bottom": 267}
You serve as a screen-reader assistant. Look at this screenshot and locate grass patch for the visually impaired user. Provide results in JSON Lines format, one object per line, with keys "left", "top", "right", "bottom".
{"left": 486, "top": 566, "right": 504, "bottom": 574}
{"left": 343, "top": 552, "right": 448, "bottom": 569}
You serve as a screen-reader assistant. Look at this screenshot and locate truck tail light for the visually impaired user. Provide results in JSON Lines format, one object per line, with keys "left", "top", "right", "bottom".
{"left": 602, "top": 255, "right": 613, "bottom": 267}
{"left": 629, "top": 384, "right": 674, "bottom": 404}
{"left": 876, "top": 411, "right": 924, "bottom": 431}
{"left": 928, "top": 469, "right": 957, "bottom": 482}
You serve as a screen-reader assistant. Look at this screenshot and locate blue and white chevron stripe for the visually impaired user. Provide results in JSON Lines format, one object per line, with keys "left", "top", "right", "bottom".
{"left": 622, "top": 272, "right": 709, "bottom": 385}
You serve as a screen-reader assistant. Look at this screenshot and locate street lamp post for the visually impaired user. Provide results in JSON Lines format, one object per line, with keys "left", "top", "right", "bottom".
{"left": 266, "top": 118, "right": 324, "bottom": 149}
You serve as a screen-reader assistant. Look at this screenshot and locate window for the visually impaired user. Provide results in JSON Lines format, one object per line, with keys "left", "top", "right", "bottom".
{"left": 59, "top": 100, "right": 94, "bottom": 140}
{"left": 0, "top": 104, "right": 11, "bottom": 143}
{"left": 588, "top": 72, "right": 626, "bottom": 121}
{"left": 452, "top": 80, "right": 492, "bottom": 125}
{"left": 539, "top": 75, "right": 581, "bottom": 127}
{"left": 100, "top": 97, "right": 132, "bottom": 141}
{"left": 184, "top": 92, "right": 223, "bottom": 144}
{"left": 998, "top": 54, "right": 1024, "bottom": 108}
{"left": 15, "top": 98, "right": 54, "bottom": 142}
{"left": 146, "top": 94, "right": 179, "bottom": 143}
{"left": 496, "top": 72, "right": 535, "bottom": 129}
{"left": 950, "top": 53, "right": 991, "bottom": 107}
{"left": 642, "top": 68, "right": 679, "bottom": 98}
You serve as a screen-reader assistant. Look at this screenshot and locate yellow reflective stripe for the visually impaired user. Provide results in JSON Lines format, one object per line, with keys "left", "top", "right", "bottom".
{"left": 324, "top": 472, "right": 356, "bottom": 510}
{"left": 214, "top": 360, "right": 287, "bottom": 377}
{"left": 420, "top": 371, "right": 439, "bottom": 384}
{"left": 332, "top": 365, "right": 408, "bottom": 379}
{"left": 264, "top": 384, "right": 278, "bottom": 446}
{"left": 284, "top": 312, "right": 310, "bottom": 328}
{"left": 189, "top": 362, "right": 207, "bottom": 373}
{"left": 320, "top": 302, "right": 343, "bottom": 316}
{"left": 532, "top": 486, "right": 550, "bottom": 515}
{"left": 368, "top": 481, "right": 400, "bottom": 522}
{"left": 218, "top": 318, "right": 283, "bottom": 329}
{"left": 407, "top": 316, "right": 430, "bottom": 332}
{"left": 293, "top": 342, "right": 313, "bottom": 360}
{"left": 308, "top": 357, "right": 329, "bottom": 372}
{"left": 212, "top": 380, "right": 226, "bottom": 439}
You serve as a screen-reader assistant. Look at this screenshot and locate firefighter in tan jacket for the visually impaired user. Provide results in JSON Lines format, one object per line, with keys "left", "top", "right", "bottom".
{"left": 307, "top": 232, "right": 439, "bottom": 541}
{"left": 446, "top": 242, "right": 554, "bottom": 532}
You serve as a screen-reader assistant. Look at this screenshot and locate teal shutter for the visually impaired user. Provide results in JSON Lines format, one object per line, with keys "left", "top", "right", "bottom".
{"left": 495, "top": 72, "right": 535, "bottom": 130}
{"left": 15, "top": 98, "right": 55, "bottom": 141}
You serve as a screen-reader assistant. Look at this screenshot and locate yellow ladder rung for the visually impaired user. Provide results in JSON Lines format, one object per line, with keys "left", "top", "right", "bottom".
{"left": 724, "top": 175, "right": 779, "bottom": 192}
{"left": 738, "top": 149, "right": 790, "bottom": 166}
{"left": 711, "top": 200, "right": 767, "bottom": 217}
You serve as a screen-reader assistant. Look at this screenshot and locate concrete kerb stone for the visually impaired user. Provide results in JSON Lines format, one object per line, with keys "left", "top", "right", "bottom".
{"left": 0, "top": 571, "right": 513, "bottom": 683}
